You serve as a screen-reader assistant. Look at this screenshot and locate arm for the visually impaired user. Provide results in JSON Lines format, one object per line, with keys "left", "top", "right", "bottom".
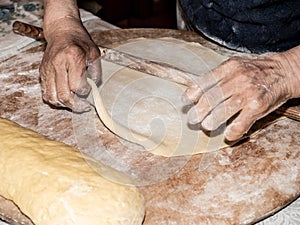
{"left": 41, "top": 0, "right": 101, "bottom": 112}
{"left": 183, "top": 45, "right": 300, "bottom": 141}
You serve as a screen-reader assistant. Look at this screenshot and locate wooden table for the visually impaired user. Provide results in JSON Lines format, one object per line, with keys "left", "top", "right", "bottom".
{"left": 0, "top": 27, "right": 299, "bottom": 224}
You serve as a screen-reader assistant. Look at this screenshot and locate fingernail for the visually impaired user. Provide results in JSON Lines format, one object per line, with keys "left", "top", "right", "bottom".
{"left": 188, "top": 108, "right": 201, "bottom": 124}
{"left": 224, "top": 124, "right": 242, "bottom": 142}
{"left": 201, "top": 115, "right": 213, "bottom": 130}
{"left": 77, "top": 85, "right": 91, "bottom": 96}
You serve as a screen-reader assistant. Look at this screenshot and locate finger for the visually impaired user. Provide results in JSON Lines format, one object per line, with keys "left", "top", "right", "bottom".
{"left": 224, "top": 108, "right": 259, "bottom": 141}
{"left": 182, "top": 84, "right": 203, "bottom": 104}
{"left": 55, "top": 63, "right": 74, "bottom": 109}
{"left": 182, "top": 74, "right": 219, "bottom": 104}
{"left": 201, "top": 96, "right": 243, "bottom": 130}
{"left": 68, "top": 55, "right": 91, "bottom": 96}
{"left": 187, "top": 83, "right": 227, "bottom": 124}
{"left": 86, "top": 46, "right": 101, "bottom": 84}
{"left": 87, "top": 57, "right": 102, "bottom": 85}
{"left": 54, "top": 61, "right": 91, "bottom": 112}
{"left": 182, "top": 60, "right": 233, "bottom": 104}
{"left": 56, "top": 78, "right": 91, "bottom": 112}
{"left": 39, "top": 63, "right": 60, "bottom": 107}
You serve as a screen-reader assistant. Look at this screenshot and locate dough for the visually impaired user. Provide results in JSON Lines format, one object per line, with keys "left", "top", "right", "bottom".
{"left": 0, "top": 118, "right": 145, "bottom": 225}
{"left": 90, "top": 38, "right": 230, "bottom": 157}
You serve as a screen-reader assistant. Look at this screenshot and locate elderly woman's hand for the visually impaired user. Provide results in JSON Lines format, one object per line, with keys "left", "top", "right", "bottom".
{"left": 40, "top": 17, "right": 101, "bottom": 112}
{"left": 182, "top": 47, "right": 300, "bottom": 141}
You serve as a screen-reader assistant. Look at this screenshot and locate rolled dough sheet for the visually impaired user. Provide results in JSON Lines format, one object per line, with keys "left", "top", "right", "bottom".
{"left": 96, "top": 38, "right": 229, "bottom": 157}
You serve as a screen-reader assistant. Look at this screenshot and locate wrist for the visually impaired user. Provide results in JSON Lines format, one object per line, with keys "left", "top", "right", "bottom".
{"left": 279, "top": 46, "right": 300, "bottom": 98}
{"left": 43, "top": 16, "right": 85, "bottom": 42}
{"left": 43, "top": 0, "right": 81, "bottom": 38}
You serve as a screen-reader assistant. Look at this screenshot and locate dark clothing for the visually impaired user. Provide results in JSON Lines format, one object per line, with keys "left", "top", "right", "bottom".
{"left": 178, "top": 0, "right": 300, "bottom": 53}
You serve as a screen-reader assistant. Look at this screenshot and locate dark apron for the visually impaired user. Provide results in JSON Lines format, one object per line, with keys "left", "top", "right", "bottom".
{"left": 178, "top": 0, "right": 300, "bottom": 53}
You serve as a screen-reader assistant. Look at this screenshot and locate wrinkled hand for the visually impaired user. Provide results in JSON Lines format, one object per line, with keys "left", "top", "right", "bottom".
{"left": 183, "top": 52, "right": 300, "bottom": 142}
{"left": 40, "top": 18, "right": 101, "bottom": 112}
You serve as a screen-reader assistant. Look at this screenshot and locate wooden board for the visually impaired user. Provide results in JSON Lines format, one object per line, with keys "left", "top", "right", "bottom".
{"left": 0, "top": 29, "right": 299, "bottom": 225}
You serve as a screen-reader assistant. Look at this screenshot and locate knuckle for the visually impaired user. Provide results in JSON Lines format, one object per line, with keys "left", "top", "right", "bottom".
{"left": 65, "top": 45, "right": 85, "bottom": 58}
{"left": 246, "top": 97, "right": 267, "bottom": 114}
{"left": 225, "top": 56, "right": 244, "bottom": 67}
{"left": 51, "top": 52, "right": 65, "bottom": 65}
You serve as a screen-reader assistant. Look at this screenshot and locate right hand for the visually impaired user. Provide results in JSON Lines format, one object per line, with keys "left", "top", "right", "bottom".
{"left": 40, "top": 17, "right": 101, "bottom": 112}
{"left": 182, "top": 51, "right": 300, "bottom": 142}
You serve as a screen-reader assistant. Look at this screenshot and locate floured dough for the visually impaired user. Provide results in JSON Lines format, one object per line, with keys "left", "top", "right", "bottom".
{"left": 92, "top": 38, "right": 230, "bottom": 157}
{"left": 0, "top": 118, "right": 145, "bottom": 225}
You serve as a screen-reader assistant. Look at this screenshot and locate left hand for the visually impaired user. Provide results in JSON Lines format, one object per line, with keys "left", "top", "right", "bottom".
{"left": 40, "top": 17, "right": 101, "bottom": 112}
{"left": 182, "top": 51, "right": 300, "bottom": 142}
